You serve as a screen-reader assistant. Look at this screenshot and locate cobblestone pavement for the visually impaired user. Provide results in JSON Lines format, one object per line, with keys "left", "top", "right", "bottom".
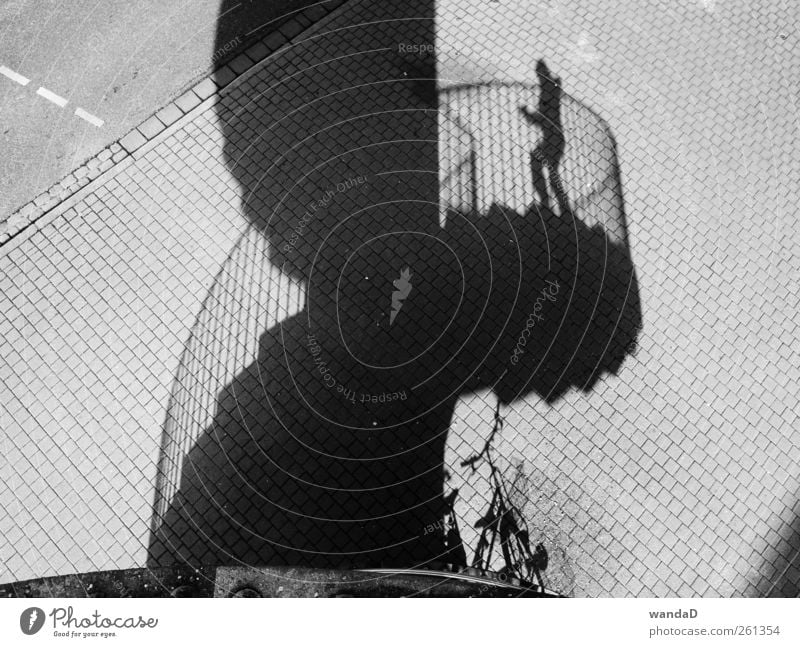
{"left": 1, "top": 0, "right": 799, "bottom": 596}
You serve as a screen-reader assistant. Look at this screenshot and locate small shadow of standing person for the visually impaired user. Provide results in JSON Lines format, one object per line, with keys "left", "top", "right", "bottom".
{"left": 520, "top": 61, "right": 568, "bottom": 214}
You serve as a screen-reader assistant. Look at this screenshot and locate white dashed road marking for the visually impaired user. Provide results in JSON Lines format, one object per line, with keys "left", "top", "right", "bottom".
{"left": 36, "top": 86, "right": 68, "bottom": 107}
{"left": 0, "top": 65, "right": 30, "bottom": 86}
{"left": 1, "top": 64, "right": 103, "bottom": 127}
{"left": 74, "top": 107, "right": 104, "bottom": 128}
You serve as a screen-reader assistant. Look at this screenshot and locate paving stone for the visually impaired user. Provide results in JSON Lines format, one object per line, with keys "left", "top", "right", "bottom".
{"left": 263, "top": 30, "right": 288, "bottom": 52}
{"left": 278, "top": 18, "right": 304, "bottom": 40}
{"left": 193, "top": 77, "right": 217, "bottom": 100}
{"left": 228, "top": 54, "right": 252, "bottom": 75}
{"left": 1, "top": 0, "right": 798, "bottom": 600}
{"left": 245, "top": 41, "right": 270, "bottom": 64}
{"left": 137, "top": 116, "right": 164, "bottom": 140}
{"left": 119, "top": 130, "right": 147, "bottom": 154}
{"left": 155, "top": 103, "right": 182, "bottom": 127}
{"left": 214, "top": 65, "right": 237, "bottom": 88}
{"left": 303, "top": 4, "right": 328, "bottom": 23}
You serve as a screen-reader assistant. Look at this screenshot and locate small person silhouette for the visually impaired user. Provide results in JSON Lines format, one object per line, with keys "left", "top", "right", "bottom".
{"left": 390, "top": 266, "right": 413, "bottom": 325}
{"left": 520, "top": 61, "right": 567, "bottom": 213}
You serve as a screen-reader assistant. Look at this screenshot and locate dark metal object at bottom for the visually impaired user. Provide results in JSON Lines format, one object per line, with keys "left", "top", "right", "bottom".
{"left": 1, "top": 565, "right": 560, "bottom": 598}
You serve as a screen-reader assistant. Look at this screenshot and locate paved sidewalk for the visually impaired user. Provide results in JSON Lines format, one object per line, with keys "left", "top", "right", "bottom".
{"left": 2, "top": 0, "right": 799, "bottom": 597}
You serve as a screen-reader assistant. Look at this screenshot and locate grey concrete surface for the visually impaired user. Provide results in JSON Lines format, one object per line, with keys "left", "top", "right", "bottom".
{"left": 0, "top": 0, "right": 319, "bottom": 220}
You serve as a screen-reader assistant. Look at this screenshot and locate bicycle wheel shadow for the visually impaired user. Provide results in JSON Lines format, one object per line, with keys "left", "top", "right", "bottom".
{"left": 147, "top": 0, "right": 641, "bottom": 580}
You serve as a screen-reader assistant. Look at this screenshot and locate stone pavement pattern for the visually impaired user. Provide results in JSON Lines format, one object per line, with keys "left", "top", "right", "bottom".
{"left": 1, "top": 0, "right": 799, "bottom": 596}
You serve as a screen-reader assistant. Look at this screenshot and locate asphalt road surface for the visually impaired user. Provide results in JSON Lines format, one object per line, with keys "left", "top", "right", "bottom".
{"left": 0, "top": 0, "right": 318, "bottom": 221}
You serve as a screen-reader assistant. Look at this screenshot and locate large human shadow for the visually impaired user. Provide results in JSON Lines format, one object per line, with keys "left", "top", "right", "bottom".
{"left": 148, "top": 0, "right": 641, "bottom": 572}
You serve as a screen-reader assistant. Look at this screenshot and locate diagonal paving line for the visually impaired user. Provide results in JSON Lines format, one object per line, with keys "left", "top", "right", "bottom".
{"left": 1, "top": 63, "right": 103, "bottom": 128}
{"left": 0, "top": 65, "right": 30, "bottom": 86}
{"left": 74, "top": 107, "right": 104, "bottom": 128}
{"left": 35, "top": 86, "right": 68, "bottom": 108}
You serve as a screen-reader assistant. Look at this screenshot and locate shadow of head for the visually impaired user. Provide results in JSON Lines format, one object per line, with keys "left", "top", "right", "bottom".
{"left": 213, "top": 0, "right": 438, "bottom": 285}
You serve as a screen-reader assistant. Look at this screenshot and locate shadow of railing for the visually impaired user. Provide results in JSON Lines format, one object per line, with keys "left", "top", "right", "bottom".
{"left": 761, "top": 505, "right": 800, "bottom": 597}
{"left": 148, "top": 0, "right": 640, "bottom": 578}
{"left": 438, "top": 78, "right": 640, "bottom": 405}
